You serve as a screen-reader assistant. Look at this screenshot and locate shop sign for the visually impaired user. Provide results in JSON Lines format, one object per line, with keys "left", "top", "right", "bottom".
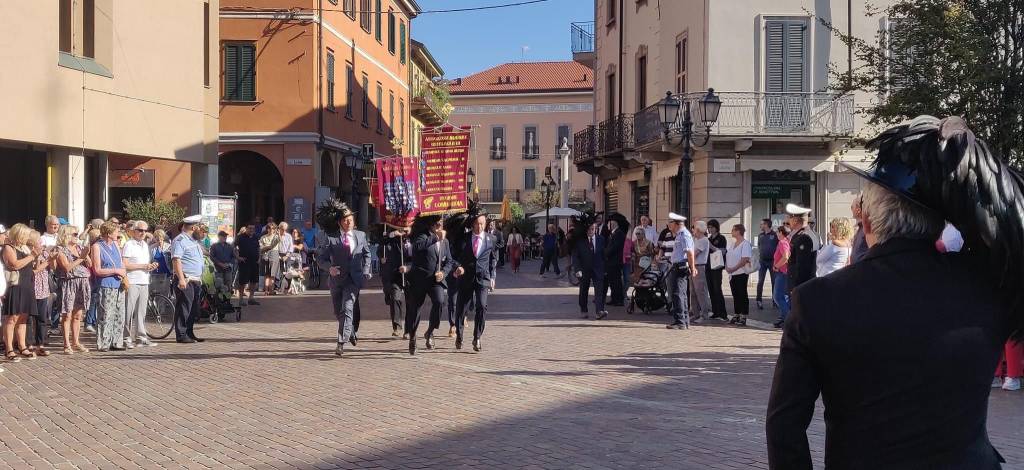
{"left": 713, "top": 159, "right": 737, "bottom": 173}
{"left": 109, "top": 169, "right": 155, "bottom": 188}
{"left": 752, "top": 184, "right": 785, "bottom": 198}
{"left": 289, "top": 197, "right": 307, "bottom": 224}
{"left": 287, "top": 158, "right": 312, "bottom": 166}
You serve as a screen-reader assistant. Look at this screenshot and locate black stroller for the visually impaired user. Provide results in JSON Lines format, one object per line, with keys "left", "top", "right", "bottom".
{"left": 627, "top": 256, "right": 670, "bottom": 315}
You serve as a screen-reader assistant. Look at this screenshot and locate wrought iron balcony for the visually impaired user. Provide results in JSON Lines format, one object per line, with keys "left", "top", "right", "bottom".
{"left": 477, "top": 189, "right": 522, "bottom": 203}
{"left": 490, "top": 145, "right": 507, "bottom": 160}
{"left": 597, "top": 114, "right": 635, "bottom": 155}
{"left": 573, "top": 126, "right": 597, "bottom": 165}
{"left": 671, "top": 92, "right": 854, "bottom": 137}
{"left": 522, "top": 145, "right": 540, "bottom": 159}
{"left": 411, "top": 79, "right": 447, "bottom": 126}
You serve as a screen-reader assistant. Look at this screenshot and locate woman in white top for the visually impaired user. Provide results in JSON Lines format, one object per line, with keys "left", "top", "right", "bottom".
{"left": 816, "top": 217, "right": 854, "bottom": 277}
{"left": 724, "top": 224, "right": 753, "bottom": 326}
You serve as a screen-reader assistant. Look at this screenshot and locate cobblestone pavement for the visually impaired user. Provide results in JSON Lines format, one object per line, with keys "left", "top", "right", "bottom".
{"left": 0, "top": 259, "right": 1021, "bottom": 469}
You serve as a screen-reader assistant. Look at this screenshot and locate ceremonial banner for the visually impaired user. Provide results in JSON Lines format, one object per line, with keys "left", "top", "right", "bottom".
{"left": 374, "top": 156, "right": 419, "bottom": 227}
{"left": 418, "top": 126, "right": 471, "bottom": 215}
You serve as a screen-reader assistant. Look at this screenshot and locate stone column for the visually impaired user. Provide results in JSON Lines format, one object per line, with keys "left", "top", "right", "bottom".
{"left": 47, "top": 148, "right": 88, "bottom": 229}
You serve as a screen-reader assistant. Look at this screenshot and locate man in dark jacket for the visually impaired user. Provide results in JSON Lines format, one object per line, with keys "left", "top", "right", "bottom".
{"left": 767, "top": 116, "right": 1013, "bottom": 469}
{"left": 603, "top": 219, "right": 626, "bottom": 306}
{"left": 405, "top": 216, "right": 454, "bottom": 355}
{"left": 755, "top": 219, "right": 778, "bottom": 309}
{"left": 572, "top": 222, "right": 606, "bottom": 320}
{"left": 453, "top": 213, "right": 498, "bottom": 352}
{"left": 378, "top": 226, "right": 411, "bottom": 337}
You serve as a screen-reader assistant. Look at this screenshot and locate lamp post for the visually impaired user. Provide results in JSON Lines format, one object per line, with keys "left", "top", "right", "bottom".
{"left": 557, "top": 137, "right": 572, "bottom": 208}
{"left": 659, "top": 88, "right": 721, "bottom": 219}
{"left": 466, "top": 167, "right": 476, "bottom": 201}
{"left": 540, "top": 167, "right": 557, "bottom": 228}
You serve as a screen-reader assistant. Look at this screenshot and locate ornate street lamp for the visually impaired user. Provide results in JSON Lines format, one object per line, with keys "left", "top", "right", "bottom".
{"left": 466, "top": 167, "right": 476, "bottom": 200}
{"left": 540, "top": 167, "right": 557, "bottom": 228}
{"left": 660, "top": 88, "right": 721, "bottom": 219}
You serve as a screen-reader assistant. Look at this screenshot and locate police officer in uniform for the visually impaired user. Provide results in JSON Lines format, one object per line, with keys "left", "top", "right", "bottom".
{"left": 784, "top": 203, "right": 818, "bottom": 297}
{"left": 405, "top": 215, "right": 454, "bottom": 355}
{"left": 315, "top": 200, "right": 371, "bottom": 356}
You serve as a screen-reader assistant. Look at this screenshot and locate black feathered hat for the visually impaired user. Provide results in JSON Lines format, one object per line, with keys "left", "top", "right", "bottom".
{"left": 411, "top": 213, "right": 443, "bottom": 237}
{"left": 315, "top": 199, "right": 355, "bottom": 234}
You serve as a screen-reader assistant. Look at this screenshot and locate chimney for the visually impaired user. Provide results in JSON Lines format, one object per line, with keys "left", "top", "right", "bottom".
{"left": 505, "top": 75, "right": 511, "bottom": 83}
{"left": 453, "top": 78, "right": 462, "bottom": 85}
{"left": 496, "top": 76, "right": 504, "bottom": 84}
{"left": 515, "top": 75, "right": 520, "bottom": 83}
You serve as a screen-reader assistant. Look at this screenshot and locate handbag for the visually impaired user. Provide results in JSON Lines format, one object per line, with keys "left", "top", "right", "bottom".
{"left": 3, "top": 246, "right": 24, "bottom": 286}
{"left": 709, "top": 250, "right": 725, "bottom": 270}
{"left": 746, "top": 254, "right": 760, "bottom": 275}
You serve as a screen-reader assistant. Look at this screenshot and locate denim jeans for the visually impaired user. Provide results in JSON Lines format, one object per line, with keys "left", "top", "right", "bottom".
{"left": 773, "top": 271, "right": 790, "bottom": 321}
{"left": 622, "top": 262, "right": 632, "bottom": 294}
{"left": 85, "top": 287, "right": 100, "bottom": 326}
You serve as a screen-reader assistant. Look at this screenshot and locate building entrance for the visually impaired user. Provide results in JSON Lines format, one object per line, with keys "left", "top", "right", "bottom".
{"left": 0, "top": 147, "right": 47, "bottom": 227}
{"left": 751, "top": 170, "right": 814, "bottom": 228}
{"left": 219, "top": 150, "right": 284, "bottom": 227}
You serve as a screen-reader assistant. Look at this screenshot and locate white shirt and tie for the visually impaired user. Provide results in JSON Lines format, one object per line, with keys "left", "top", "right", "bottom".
{"left": 472, "top": 233, "right": 485, "bottom": 258}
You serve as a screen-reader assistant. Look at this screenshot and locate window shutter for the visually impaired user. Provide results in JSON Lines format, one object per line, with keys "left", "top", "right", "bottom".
{"left": 784, "top": 22, "right": 806, "bottom": 93}
{"left": 240, "top": 44, "right": 256, "bottom": 101}
{"left": 399, "top": 22, "right": 407, "bottom": 63}
{"left": 764, "top": 21, "right": 785, "bottom": 93}
{"left": 224, "top": 44, "right": 238, "bottom": 100}
{"left": 326, "top": 53, "right": 335, "bottom": 109}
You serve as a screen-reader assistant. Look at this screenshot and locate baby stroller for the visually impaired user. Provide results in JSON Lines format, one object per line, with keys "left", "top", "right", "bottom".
{"left": 200, "top": 257, "right": 241, "bottom": 323}
{"left": 627, "top": 256, "right": 669, "bottom": 315}
{"left": 282, "top": 252, "right": 307, "bottom": 295}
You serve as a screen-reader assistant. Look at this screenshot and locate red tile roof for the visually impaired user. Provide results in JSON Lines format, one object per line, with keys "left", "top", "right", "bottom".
{"left": 449, "top": 61, "right": 593, "bottom": 95}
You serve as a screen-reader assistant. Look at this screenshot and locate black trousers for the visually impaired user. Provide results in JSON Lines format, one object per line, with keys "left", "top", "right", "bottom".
{"left": 173, "top": 280, "right": 202, "bottom": 340}
{"left": 405, "top": 276, "right": 446, "bottom": 338}
{"left": 540, "top": 249, "right": 559, "bottom": 274}
{"left": 729, "top": 273, "right": 750, "bottom": 316}
{"left": 455, "top": 279, "right": 488, "bottom": 341}
{"left": 498, "top": 246, "right": 506, "bottom": 266}
{"left": 707, "top": 267, "right": 727, "bottom": 317}
{"left": 605, "top": 264, "right": 624, "bottom": 304}
{"left": 578, "top": 271, "right": 605, "bottom": 313}
{"left": 383, "top": 280, "right": 405, "bottom": 330}
{"left": 31, "top": 299, "right": 47, "bottom": 347}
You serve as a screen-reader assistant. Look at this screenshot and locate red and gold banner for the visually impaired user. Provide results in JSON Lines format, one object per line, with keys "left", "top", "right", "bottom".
{"left": 374, "top": 156, "right": 420, "bottom": 228}
{"left": 418, "top": 126, "right": 471, "bottom": 215}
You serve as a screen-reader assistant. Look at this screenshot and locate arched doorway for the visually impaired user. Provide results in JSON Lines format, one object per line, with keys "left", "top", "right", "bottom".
{"left": 219, "top": 150, "right": 284, "bottom": 227}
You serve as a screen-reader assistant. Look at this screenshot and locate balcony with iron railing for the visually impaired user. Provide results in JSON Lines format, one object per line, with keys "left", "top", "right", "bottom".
{"left": 573, "top": 125, "right": 598, "bottom": 165}
{"left": 477, "top": 189, "right": 523, "bottom": 203}
{"left": 522, "top": 145, "right": 540, "bottom": 159}
{"left": 411, "top": 79, "right": 449, "bottom": 126}
{"left": 570, "top": 21, "right": 595, "bottom": 67}
{"left": 489, "top": 145, "right": 507, "bottom": 160}
{"left": 596, "top": 114, "right": 635, "bottom": 155}
{"left": 671, "top": 92, "right": 855, "bottom": 137}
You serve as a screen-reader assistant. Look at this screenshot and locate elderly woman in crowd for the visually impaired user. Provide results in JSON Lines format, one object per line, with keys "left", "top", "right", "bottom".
{"left": 259, "top": 223, "right": 282, "bottom": 296}
{"left": 688, "top": 221, "right": 713, "bottom": 322}
{"left": 91, "top": 222, "right": 127, "bottom": 351}
{"left": 630, "top": 226, "right": 656, "bottom": 285}
{"left": 816, "top": 217, "right": 854, "bottom": 277}
{"left": 55, "top": 225, "right": 90, "bottom": 353}
{"left": 2, "top": 224, "right": 39, "bottom": 361}
{"left": 28, "top": 230, "right": 55, "bottom": 357}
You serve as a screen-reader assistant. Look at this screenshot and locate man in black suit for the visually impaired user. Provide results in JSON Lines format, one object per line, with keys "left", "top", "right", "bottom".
{"left": 405, "top": 216, "right": 455, "bottom": 355}
{"left": 573, "top": 222, "right": 607, "bottom": 320}
{"left": 766, "top": 117, "right": 1013, "bottom": 469}
{"left": 603, "top": 219, "right": 626, "bottom": 306}
{"left": 378, "top": 226, "right": 411, "bottom": 338}
{"left": 453, "top": 213, "right": 498, "bottom": 352}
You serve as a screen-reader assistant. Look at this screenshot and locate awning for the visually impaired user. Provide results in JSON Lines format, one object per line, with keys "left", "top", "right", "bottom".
{"left": 739, "top": 158, "right": 834, "bottom": 172}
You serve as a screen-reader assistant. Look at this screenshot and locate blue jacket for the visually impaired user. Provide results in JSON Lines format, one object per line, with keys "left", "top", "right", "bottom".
{"left": 572, "top": 235, "right": 605, "bottom": 280}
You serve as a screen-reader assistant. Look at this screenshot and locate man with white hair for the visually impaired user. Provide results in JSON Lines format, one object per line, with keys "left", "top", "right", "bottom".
{"left": 122, "top": 220, "right": 157, "bottom": 347}
{"left": 277, "top": 221, "right": 293, "bottom": 294}
{"left": 689, "top": 221, "right": 713, "bottom": 322}
{"left": 767, "top": 116, "right": 1016, "bottom": 469}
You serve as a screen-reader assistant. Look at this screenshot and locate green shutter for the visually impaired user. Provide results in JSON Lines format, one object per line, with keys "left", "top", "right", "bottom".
{"left": 240, "top": 44, "right": 256, "bottom": 101}
{"left": 224, "top": 44, "right": 238, "bottom": 100}
{"left": 399, "top": 22, "right": 406, "bottom": 64}
{"left": 326, "top": 53, "right": 335, "bottom": 109}
{"left": 375, "top": 0, "right": 382, "bottom": 41}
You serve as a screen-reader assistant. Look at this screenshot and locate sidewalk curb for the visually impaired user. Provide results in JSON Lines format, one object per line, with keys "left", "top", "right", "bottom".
{"left": 746, "top": 318, "right": 779, "bottom": 331}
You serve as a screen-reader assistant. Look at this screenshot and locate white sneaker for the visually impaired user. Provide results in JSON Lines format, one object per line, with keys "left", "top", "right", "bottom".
{"left": 1002, "top": 377, "right": 1021, "bottom": 391}
{"left": 85, "top": 325, "right": 96, "bottom": 333}
{"left": 993, "top": 377, "right": 1004, "bottom": 388}
{"left": 136, "top": 338, "right": 153, "bottom": 347}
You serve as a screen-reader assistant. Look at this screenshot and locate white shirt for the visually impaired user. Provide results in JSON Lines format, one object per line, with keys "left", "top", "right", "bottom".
{"left": 40, "top": 232, "right": 58, "bottom": 248}
{"left": 939, "top": 223, "right": 963, "bottom": 252}
{"left": 279, "top": 232, "right": 294, "bottom": 254}
{"left": 694, "top": 237, "right": 710, "bottom": 265}
{"left": 725, "top": 238, "right": 752, "bottom": 272}
{"left": 816, "top": 242, "right": 851, "bottom": 277}
{"left": 642, "top": 225, "right": 657, "bottom": 244}
{"left": 122, "top": 239, "right": 152, "bottom": 285}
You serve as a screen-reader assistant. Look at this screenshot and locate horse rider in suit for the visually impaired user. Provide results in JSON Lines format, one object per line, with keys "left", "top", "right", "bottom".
{"left": 379, "top": 225, "right": 411, "bottom": 338}
{"left": 572, "top": 219, "right": 607, "bottom": 320}
{"left": 405, "top": 214, "right": 455, "bottom": 355}
{"left": 766, "top": 116, "right": 1022, "bottom": 469}
{"left": 452, "top": 211, "right": 498, "bottom": 352}
{"left": 315, "top": 200, "right": 371, "bottom": 357}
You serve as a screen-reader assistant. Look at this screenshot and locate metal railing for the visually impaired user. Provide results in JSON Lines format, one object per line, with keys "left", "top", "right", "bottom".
{"left": 490, "top": 145, "right": 507, "bottom": 160}
{"left": 568, "top": 189, "right": 588, "bottom": 202}
{"left": 573, "top": 126, "right": 597, "bottom": 164}
{"left": 673, "top": 92, "right": 855, "bottom": 136}
{"left": 634, "top": 102, "right": 663, "bottom": 148}
{"left": 477, "top": 189, "right": 522, "bottom": 203}
{"left": 597, "top": 114, "right": 635, "bottom": 155}
{"left": 522, "top": 145, "right": 540, "bottom": 159}
{"left": 571, "top": 21, "right": 595, "bottom": 54}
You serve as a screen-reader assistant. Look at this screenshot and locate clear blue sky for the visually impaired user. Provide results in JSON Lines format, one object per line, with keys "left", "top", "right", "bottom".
{"left": 412, "top": 0, "right": 593, "bottom": 79}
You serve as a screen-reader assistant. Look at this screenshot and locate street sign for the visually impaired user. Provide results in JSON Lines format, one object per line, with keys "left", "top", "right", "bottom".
{"left": 361, "top": 143, "right": 374, "bottom": 160}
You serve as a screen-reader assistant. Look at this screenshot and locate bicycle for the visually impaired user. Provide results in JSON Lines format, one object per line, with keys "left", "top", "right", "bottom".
{"left": 145, "top": 290, "right": 175, "bottom": 340}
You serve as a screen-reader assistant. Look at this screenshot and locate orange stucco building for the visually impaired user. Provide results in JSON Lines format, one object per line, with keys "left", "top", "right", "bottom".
{"left": 219, "top": 0, "right": 419, "bottom": 228}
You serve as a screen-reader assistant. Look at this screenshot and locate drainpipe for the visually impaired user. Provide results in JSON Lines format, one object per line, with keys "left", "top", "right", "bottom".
{"left": 847, "top": 0, "right": 853, "bottom": 85}
{"left": 318, "top": 0, "right": 325, "bottom": 150}
{"left": 617, "top": 0, "right": 624, "bottom": 118}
